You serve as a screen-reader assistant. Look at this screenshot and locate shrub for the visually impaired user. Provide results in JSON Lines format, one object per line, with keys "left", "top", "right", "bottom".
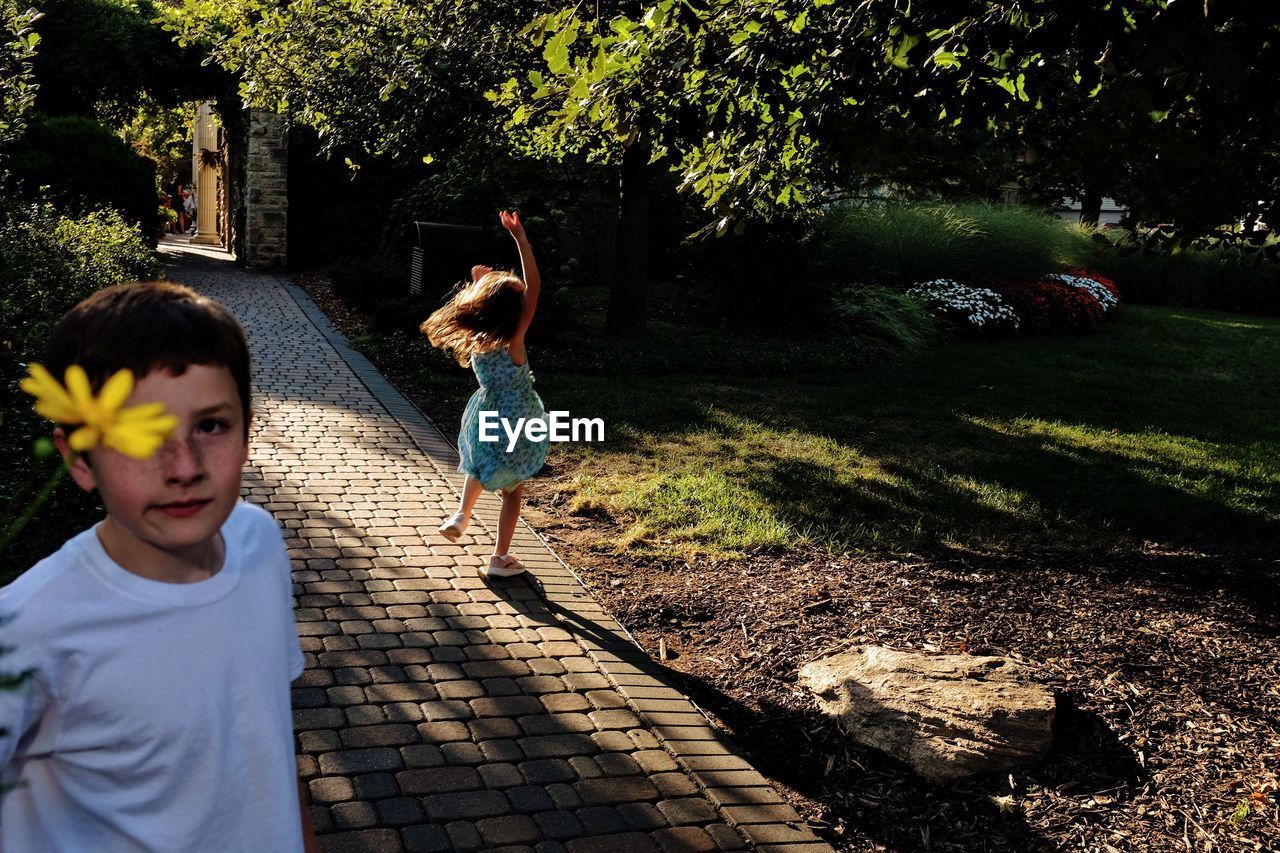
{"left": 832, "top": 284, "right": 938, "bottom": 353}
{"left": 1074, "top": 227, "right": 1280, "bottom": 315}
{"left": 996, "top": 280, "right": 1104, "bottom": 334}
{"left": 329, "top": 253, "right": 409, "bottom": 302}
{"left": 0, "top": 189, "right": 157, "bottom": 570}
{"left": 368, "top": 295, "right": 436, "bottom": 335}
{"left": 815, "top": 201, "right": 1083, "bottom": 288}
{"left": 906, "top": 279, "right": 1021, "bottom": 336}
{"left": 2, "top": 113, "right": 159, "bottom": 239}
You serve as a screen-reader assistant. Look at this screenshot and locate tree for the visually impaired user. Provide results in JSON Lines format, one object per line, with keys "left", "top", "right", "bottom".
{"left": 0, "top": 1, "right": 40, "bottom": 149}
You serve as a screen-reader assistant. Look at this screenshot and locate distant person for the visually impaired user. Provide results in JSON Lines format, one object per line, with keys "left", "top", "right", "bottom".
{"left": 183, "top": 186, "right": 197, "bottom": 234}
{"left": 0, "top": 283, "right": 320, "bottom": 851}
{"left": 170, "top": 181, "right": 189, "bottom": 234}
{"left": 422, "top": 211, "right": 548, "bottom": 579}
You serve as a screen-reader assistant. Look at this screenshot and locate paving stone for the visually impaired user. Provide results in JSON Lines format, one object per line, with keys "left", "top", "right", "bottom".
{"left": 426, "top": 790, "right": 513, "bottom": 821}
{"left": 442, "top": 741, "right": 486, "bottom": 766}
{"left": 575, "top": 806, "right": 628, "bottom": 834}
{"left": 657, "top": 798, "right": 718, "bottom": 826}
{"left": 480, "top": 763, "right": 525, "bottom": 789}
{"left": 546, "top": 783, "right": 582, "bottom": 811}
{"left": 317, "top": 828, "right": 404, "bottom": 853}
{"left": 650, "top": 773, "right": 700, "bottom": 799}
{"left": 319, "top": 748, "right": 403, "bottom": 775}
{"left": 400, "top": 824, "right": 452, "bottom": 853}
{"left": 310, "top": 776, "right": 356, "bottom": 804}
{"left": 353, "top": 773, "right": 400, "bottom": 801}
{"left": 506, "top": 785, "right": 556, "bottom": 813}
{"left": 445, "top": 820, "right": 484, "bottom": 852}
{"left": 534, "top": 810, "right": 585, "bottom": 840}
{"left": 703, "top": 824, "right": 748, "bottom": 851}
{"left": 596, "top": 752, "right": 644, "bottom": 777}
{"left": 480, "top": 739, "right": 526, "bottom": 763}
{"left": 520, "top": 759, "right": 578, "bottom": 785}
{"left": 652, "top": 826, "right": 719, "bottom": 853}
{"left": 519, "top": 734, "right": 599, "bottom": 759}
{"left": 340, "top": 724, "right": 418, "bottom": 749}
{"left": 376, "top": 797, "right": 426, "bottom": 827}
{"left": 397, "top": 766, "right": 481, "bottom": 796}
{"left": 331, "top": 801, "right": 379, "bottom": 830}
{"left": 564, "top": 832, "right": 658, "bottom": 853}
{"left": 617, "top": 802, "right": 668, "bottom": 831}
{"left": 575, "top": 777, "right": 661, "bottom": 805}
{"left": 418, "top": 721, "right": 471, "bottom": 743}
{"left": 477, "top": 814, "right": 541, "bottom": 846}
{"left": 400, "top": 744, "right": 446, "bottom": 768}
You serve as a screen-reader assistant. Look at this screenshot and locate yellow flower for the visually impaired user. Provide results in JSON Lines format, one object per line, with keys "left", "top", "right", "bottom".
{"left": 19, "top": 363, "right": 178, "bottom": 459}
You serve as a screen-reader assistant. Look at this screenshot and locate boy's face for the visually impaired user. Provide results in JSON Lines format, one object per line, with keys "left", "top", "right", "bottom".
{"left": 56, "top": 364, "right": 250, "bottom": 572}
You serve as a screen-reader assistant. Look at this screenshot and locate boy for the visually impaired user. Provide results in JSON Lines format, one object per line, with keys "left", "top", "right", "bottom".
{"left": 0, "top": 282, "right": 319, "bottom": 852}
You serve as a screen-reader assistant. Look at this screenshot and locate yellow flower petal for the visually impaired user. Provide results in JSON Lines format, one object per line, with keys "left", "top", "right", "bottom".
{"left": 102, "top": 428, "right": 166, "bottom": 460}
{"left": 20, "top": 363, "right": 81, "bottom": 423}
{"left": 64, "top": 365, "right": 95, "bottom": 413}
{"left": 113, "top": 403, "right": 170, "bottom": 423}
{"left": 97, "top": 369, "right": 135, "bottom": 415}
{"left": 68, "top": 425, "right": 100, "bottom": 452}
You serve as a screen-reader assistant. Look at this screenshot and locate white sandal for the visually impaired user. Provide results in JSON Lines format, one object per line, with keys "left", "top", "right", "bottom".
{"left": 437, "top": 512, "right": 469, "bottom": 542}
{"left": 481, "top": 554, "right": 526, "bottom": 579}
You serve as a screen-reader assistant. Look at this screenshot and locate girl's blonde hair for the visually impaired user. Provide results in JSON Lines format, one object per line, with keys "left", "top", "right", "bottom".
{"left": 421, "top": 270, "right": 525, "bottom": 367}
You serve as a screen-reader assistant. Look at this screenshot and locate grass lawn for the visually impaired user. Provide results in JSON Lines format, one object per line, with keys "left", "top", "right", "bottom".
{"left": 366, "top": 299, "right": 1279, "bottom": 560}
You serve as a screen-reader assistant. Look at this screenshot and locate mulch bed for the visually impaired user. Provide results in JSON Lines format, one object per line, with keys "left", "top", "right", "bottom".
{"left": 296, "top": 270, "right": 1280, "bottom": 852}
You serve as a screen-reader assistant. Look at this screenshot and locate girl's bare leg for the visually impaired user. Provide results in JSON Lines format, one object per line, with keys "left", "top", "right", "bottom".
{"left": 495, "top": 483, "right": 524, "bottom": 555}
{"left": 457, "top": 474, "right": 484, "bottom": 519}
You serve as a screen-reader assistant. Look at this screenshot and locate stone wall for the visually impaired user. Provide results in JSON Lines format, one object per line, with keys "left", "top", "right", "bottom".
{"left": 243, "top": 110, "right": 288, "bottom": 269}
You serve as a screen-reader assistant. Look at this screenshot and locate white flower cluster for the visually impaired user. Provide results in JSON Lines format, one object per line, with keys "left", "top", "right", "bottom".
{"left": 1044, "top": 273, "right": 1120, "bottom": 313}
{"left": 907, "top": 279, "right": 1021, "bottom": 332}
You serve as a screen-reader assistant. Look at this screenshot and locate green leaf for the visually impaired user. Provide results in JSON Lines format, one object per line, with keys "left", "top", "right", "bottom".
{"left": 931, "top": 50, "right": 958, "bottom": 67}
{"left": 888, "top": 33, "right": 921, "bottom": 69}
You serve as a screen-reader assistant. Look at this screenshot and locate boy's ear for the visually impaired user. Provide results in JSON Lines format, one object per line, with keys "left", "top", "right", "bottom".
{"left": 52, "top": 427, "right": 98, "bottom": 494}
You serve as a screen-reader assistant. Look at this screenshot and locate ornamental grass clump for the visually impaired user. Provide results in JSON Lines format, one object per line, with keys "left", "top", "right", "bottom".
{"left": 906, "top": 279, "right": 1020, "bottom": 336}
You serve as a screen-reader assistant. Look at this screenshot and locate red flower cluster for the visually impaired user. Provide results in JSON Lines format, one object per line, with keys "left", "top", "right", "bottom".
{"left": 1066, "top": 268, "right": 1122, "bottom": 302}
{"left": 996, "top": 280, "right": 1105, "bottom": 334}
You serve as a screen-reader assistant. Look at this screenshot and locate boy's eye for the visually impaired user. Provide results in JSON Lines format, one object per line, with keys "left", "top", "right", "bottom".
{"left": 197, "top": 418, "right": 230, "bottom": 434}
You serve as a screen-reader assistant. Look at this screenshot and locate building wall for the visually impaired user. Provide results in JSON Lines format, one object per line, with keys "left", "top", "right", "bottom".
{"left": 243, "top": 110, "right": 288, "bottom": 268}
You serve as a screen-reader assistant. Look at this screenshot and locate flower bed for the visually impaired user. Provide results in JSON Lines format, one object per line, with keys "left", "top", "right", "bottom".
{"left": 996, "top": 279, "right": 1105, "bottom": 334}
{"left": 1046, "top": 269, "right": 1122, "bottom": 314}
{"left": 905, "top": 279, "right": 1021, "bottom": 336}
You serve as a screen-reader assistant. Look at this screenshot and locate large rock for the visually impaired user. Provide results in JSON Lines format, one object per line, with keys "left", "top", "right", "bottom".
{"left": 798, "top": 645, "right": 1056, "bottom": 784}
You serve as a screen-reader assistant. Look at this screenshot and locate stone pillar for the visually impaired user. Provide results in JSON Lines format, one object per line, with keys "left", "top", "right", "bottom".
{"left": 192, "top": 101, "right": 221, "bottom": 246}
{"left": 243, "top": 110, "right": 288, "bottom": 269}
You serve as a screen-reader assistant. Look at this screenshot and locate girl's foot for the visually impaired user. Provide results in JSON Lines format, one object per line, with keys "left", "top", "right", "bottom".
{"left": 437, "top": 511, "right": 469, "bottom": 542}
{"left": 481, "top": 554, "right": 526, "bottom": 579}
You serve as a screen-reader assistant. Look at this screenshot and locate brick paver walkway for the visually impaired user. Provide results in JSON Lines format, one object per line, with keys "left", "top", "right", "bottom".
{"left": 161, "top": 241, "right": 830, "bottom": 853}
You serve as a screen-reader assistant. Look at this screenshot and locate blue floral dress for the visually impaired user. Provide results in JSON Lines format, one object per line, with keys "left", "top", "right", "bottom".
{"left": 457, "top": 346, "right": 550, "bottom": 492}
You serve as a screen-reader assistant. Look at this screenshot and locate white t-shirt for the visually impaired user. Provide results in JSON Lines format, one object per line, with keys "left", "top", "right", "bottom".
{"left": 0, "top": 500, "right": 305, "bottom": 852}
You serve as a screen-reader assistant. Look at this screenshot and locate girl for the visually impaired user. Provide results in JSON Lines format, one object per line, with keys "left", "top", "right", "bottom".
{"left": 422, "top": 210, "right": 548, "bottom": 579}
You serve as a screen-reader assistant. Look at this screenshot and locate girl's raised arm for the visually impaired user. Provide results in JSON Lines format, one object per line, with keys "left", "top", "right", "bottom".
{"left": 502, "top": 210, "right": 540, "bottom": 339}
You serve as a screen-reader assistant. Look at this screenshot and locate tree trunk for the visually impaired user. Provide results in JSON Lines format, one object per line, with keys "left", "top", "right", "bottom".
{"left": 1078, "top": 186, "right": 1103, "bottom": 227}
{"left": 606, "top": 138, "right": 650, "bottom": 337}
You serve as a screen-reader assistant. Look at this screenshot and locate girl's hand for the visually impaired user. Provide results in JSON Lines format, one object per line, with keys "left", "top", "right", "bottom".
{"left": 500, "top": 210, "right": 527, "bottom": 242}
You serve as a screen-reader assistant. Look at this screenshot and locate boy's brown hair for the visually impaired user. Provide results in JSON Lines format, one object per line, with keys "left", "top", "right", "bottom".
{"left": 43, "top": 282, "right": 252, "bottom": 437}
